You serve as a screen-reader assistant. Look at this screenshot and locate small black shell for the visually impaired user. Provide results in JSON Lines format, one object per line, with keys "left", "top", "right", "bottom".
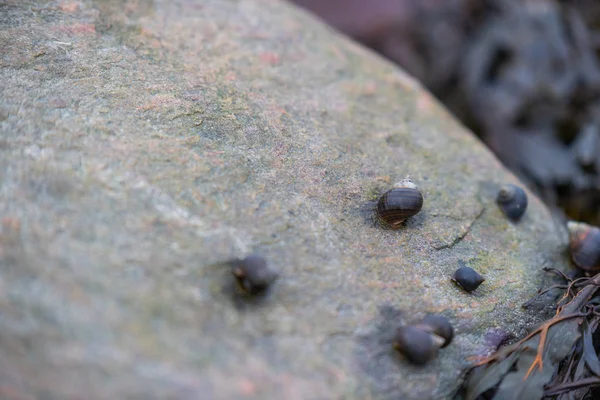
{"left": 231, "top": 254, "right": 279, "bottom": 295}
{"left": 393, "top": 325, "right": 438, "bottom": 365}
{"left": 377, "top": 180, "right": 423, "bottom": 228}
{"left": 568, "top": 221, "right": 600, "bottom": 272}
{"left": 415, "top": 315, "right": 454, "bottom": 348}
{"left": 452, "top": 266, "right": 485, "bottom": 292}
{"left": 496, "top": 184, "right": 528, "bottom": 222}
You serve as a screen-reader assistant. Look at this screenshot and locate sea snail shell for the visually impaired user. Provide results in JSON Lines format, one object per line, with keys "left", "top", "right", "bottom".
{"left": 567, "top": 221, "right": 600, "bottom": 272}
{"left": 452, "top": 266, "right": 485, "bottom": 292}
{"left": 414, "top": 315, "right": 454, "bottom": 348}
{"left": 377, "top": 177, "right": 424, "bottom": 228}
{"left": 230, "top": 254, "right": 279, "bottom": 294}
{"left": 496, "top": 184, "right": 528, "bottom": 222}
{"left": 393, "top": 315, "right": 454, "bottom": 365}
{"left": 393, "top": 325, "right": 439, "bottom": 365}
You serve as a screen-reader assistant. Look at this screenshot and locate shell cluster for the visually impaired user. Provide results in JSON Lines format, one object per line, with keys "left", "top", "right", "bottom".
{"left": 376, "top": 177, "right": 423, "bottom": 228}
{"left": 393, "top": 315, "right": 454, "bottom": 365}
{"left": 223, "top": 175, "right": 579, "bottom": 372}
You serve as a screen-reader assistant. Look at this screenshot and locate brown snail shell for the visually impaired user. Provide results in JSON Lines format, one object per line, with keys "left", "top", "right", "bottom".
{"left": 414, "top": 315, "right": 454, "bottom": 348}
{"left": 377, "top": 178, "right": 423, "bottom": 228}
{"left": 230, "top": 254, "right": 279, "bottom": 294}
{"left": 568, "top": 221, "right": 600, "bottom": 272}
{"left": 393, "top": 325, "right": 438, "bottom": 365}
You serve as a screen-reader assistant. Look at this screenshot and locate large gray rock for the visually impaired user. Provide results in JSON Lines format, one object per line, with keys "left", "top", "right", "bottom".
{"left": 0, "top": 0, "right": 568, "bottom": 399}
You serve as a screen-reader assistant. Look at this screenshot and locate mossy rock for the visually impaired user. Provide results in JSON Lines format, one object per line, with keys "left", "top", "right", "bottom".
{"left": 0, "top": 0, "right": 568, "bottom": 398}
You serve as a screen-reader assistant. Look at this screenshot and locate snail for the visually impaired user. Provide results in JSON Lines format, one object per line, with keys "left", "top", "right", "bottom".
{"left": 496, "top": 184, "right": 528, "bottom": 222}
{"left": 393, "top": 315, "right": 454, "bottom": 365}
{"left": 452, "top": 265, "right": 485, "bottom": 292}
{"left": 230, "top": 254, "right": 279, "bottom": 295}
{"left": 567, "top": 221, "right": 600, "bottom": 272}
{"left": 414, "top": 315, "right": 454, "bottom": 348}
{"left": 393, "top": 325, "right": 439, "bottom": 365}
{"left": 377, "top": 177, "right": 423, "bottom": 228}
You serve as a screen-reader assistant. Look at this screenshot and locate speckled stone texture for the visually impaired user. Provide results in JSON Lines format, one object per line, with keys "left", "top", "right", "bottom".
{"left": 0, "top": 0, "right": 570, "bottom": 399}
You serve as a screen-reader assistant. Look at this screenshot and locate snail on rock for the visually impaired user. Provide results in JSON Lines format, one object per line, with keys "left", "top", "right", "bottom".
{"left": 393, "top": 325, "right": 438, "bottom": 365}
{"left": 414, "top": 315, "right": 454, "bottom": 348}
{"left": 452, "top": 265, "right": 485, "bottom": 292}
{"left": 377, "top": 177, "right": 423, "bottom": 228}
{"left": 393, "top": 315, "right": 454, "bottom": 365}
{"left": 496, "top": 184, "right": 528, "bottom": 222}
{"left": 568, "top": 221, "right": 600, "bottom": 273}
{"left": 230, "top": 254, "right": 279, "bottom": 295}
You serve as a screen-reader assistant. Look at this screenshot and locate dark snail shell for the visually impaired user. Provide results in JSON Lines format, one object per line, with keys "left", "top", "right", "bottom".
{"left": 496, "top": 184, "right": 528, "bottom": 222}
{"left": 393, "top": 325, "right": 438, "bottom": 365}
{"left": 230, "top": 254, "right": 279, "bottom": 294}
{"left": 452, "top": 266, "right": 485, "bottom": 292}
{"left": 415, "top": 315, "right": 454, "bottom": 348}
{"left": 377, "top": 178, "right": 423, "bottom": 228}
{"left": 568, "top": 221, "right": 600, "bottom": 272}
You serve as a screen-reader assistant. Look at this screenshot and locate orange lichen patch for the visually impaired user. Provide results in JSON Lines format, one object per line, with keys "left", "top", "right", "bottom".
{"left": 58, "top": 1, "right": 80, "bottom": 13}
{"left": 139, "top": 27, "right": 155, "bottom": 38}
{"left": 237, "top": 378, "right": 258, "bottom": 396}
{"left": 224, "top": 71, "right": 237, "bottom": 82}
{"left": 416, "top": 91, "right": 435, "bottom": 113}
{"left": 1, "top": 217, "right": 21, "bottom": 232}
{"left": 132, "top": 27, "right": 165, "bottom": 49}
{"left": 54, "top": 23, "right": 96, "bottom": 35}
{"left": 124, "top": 2, "right": 147, "bottom": 14}
{"left": 331, "top": 100, "right": 348, "bottom": 113}
{"left": 246, "top": 31, "right": 270, "bottom": 40}
{"left": 136, "top": 94, "right": 182, "bottom": 112}
{"left": 328, "top": 366, "right": 347, "bottom": 385}
{"left": 363, "top": 82, "right": 378, "bottom": 96}
{"left": 429, "top": 301, "right": 464, "bottom": 313}
{"left": 268, "top": 104, "right": 288, "bottom": 117}
{"left": 50, "top": 98, "right": 68, "bottom": 108}
{"left": 365, "top": 280, "right": 405, "bottom": 289}
{"left": 205, "top": 151, "right": 225, "bottom": 167}
{"left": 470, "top": 301, "right": 483, "bottom": 308}
{"left": 0, "top": 385, "right": 32, "bottom": 400}
{"left": 389, "top": 70, "right": 420, "bottom": 92}
{"left": 259, "top": 52, "right": 280, "bottom": 65}
{"left": 64, "top": 283, "right": 92, "bottom": 306}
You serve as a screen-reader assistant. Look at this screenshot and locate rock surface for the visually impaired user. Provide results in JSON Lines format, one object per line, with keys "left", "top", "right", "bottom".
{"left": 0, "top": 0, "right": 569, "bottom": 399}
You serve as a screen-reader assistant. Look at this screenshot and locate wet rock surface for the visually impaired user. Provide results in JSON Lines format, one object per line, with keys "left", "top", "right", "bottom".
{"left": 0, "top": 0, "right": 571, "bottom": 399}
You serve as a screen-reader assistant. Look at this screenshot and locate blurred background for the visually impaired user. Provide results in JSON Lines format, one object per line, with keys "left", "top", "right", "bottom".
{"left": 291, "top": 0, "right": 600, "bottom": 225}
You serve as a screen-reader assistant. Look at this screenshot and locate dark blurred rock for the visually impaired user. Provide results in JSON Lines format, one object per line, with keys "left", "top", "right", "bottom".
{"left": 294, "top": 0, "right": 483, "bottom": 92}
{"left": 459, "top": 1, "right": 600, "bottom": 221}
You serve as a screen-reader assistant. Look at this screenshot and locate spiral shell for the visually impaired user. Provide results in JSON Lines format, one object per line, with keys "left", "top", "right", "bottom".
{"left": 568, "top": 221, "right": 600, "bottom": 272}
{"left": 452, "top": 266, "right": 485, "bottom": 292}
{"left": 230, "top": 254, "right": 279, "bottom": 294}
{"left": 393, "top": 325, "right": 438, "bottom": 365}
{"left": 376, "top": 178, "right": 423, "bottom": 228}
{"left": 496, "top": 184, "right": 528, "bottom": 222}
{"left": 415, "top": 315, "right": 454, "bottom": 348}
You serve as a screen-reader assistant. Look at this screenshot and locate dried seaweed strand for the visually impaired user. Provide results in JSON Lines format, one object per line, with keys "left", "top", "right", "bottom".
{"left": 475, "top": 273, "right": 600, "bottom": 375}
